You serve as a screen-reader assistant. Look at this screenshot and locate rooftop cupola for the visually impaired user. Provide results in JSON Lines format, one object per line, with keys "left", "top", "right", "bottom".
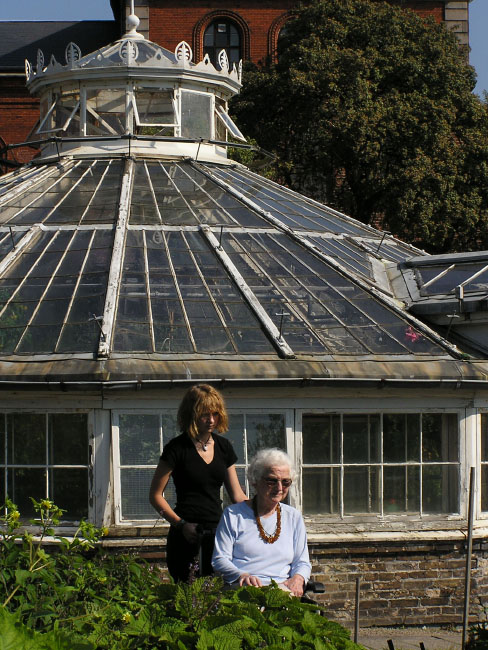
{"left": 24, "top": 4, "right": 245, "bottom": 163}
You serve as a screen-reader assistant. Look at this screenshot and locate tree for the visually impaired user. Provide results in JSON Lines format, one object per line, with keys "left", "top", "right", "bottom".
{"left": 230, "top": 0, "right": 488, "bottom": 253}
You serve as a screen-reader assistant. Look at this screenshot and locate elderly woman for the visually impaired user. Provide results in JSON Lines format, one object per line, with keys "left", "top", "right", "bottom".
{"left": 149, "top": 384, "right": 247, "bottom": 582}
{"left": 211, "top": 448, "right": 311, "bottom": 597}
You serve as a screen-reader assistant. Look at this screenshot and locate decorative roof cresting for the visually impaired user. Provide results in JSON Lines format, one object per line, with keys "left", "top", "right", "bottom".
{"left": 24, "top": 1, "right": 242, "bottom": 86}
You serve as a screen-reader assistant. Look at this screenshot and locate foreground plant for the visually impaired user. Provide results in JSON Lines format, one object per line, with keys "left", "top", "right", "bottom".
{"left": 1, "top": 498, "right": 365, "bottom": 649}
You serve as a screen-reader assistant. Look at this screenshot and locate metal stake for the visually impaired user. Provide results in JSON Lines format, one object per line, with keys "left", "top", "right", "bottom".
{"left": 354, "top": 576, "right": 361, "bottom": 644}
{"left": 462, "top": 467, "right": 475, "bottom": 650}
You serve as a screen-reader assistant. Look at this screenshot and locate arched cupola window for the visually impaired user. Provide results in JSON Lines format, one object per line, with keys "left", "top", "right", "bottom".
{"left": 203, "top": 20, "right": 241, "bottom": 68}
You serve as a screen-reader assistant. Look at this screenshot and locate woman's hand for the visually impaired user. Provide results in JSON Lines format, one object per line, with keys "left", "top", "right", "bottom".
{"left": 239, "top": 573, "right": 263, "bottom": 587}
{"left": 181, "top": 522, "right": 199, "bottom": 544}
{"left": 283, "top": 574, "right": 305, "bottom": 597}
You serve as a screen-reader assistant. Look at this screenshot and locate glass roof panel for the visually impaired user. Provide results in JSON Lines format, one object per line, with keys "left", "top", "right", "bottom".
{"left": 418, "top": 264, "right": 488, "bottom": 295}
{"left": 0, "top": 227, "right": 113, "bottom": 354}
{"left": 361, "top": 240, "right": 416, "bottom": 263}
{"left": 204, "top": 165, "right": 375, "bottom": 235}
{"left": 305, "top": 235, "right": 373, "bottom": 279}
{"left": 113, "top": 229, "right": 273, "bottom": 354}
{"left": 128, "top": 162, "right": 270, "bottom": 227}
{"left": 224, "top": 232, "right": 448, "bottom": 356}
{"left": 0, "top": 161, "right": 122, "bottom": 227}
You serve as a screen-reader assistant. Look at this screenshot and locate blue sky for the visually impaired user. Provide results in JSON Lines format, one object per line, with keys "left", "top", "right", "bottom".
{"left": 1, "top": 0, "right": 487, "bottom": 96}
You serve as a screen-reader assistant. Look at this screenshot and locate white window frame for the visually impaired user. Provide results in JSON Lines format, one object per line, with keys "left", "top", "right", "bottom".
{"left": 296, "top": 407, "right": 466, "bottom": 521}
{"left": 111, "top": 407, "right": 295, "bottom": 524}
{"left": 0, "top": 409, "right": 94, "bottom": 527}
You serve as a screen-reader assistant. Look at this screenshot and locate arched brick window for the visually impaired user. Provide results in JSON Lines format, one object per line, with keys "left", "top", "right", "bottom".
{"left": 204, "top": 20, "right": 241, "bottom": 68}
{"left": 268, "top": 13, "right": 293, "bottom": 64}
{"left": 194, "top": 12, "right": 250, "bottom": 65}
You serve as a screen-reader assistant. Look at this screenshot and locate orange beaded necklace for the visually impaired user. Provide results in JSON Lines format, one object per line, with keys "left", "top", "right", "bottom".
{"left": 252, "top": 496, "right": 281, "bottom": 544}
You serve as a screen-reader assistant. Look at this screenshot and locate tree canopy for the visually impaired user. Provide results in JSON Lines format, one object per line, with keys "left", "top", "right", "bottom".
{"left": 230, "top": 0, "right": 488, "bottom": 254}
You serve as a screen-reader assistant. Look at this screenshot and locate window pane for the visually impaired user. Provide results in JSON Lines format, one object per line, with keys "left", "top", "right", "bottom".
{"left": 303, "top": 467, "right": 340, "bottom": 515}
{"left": 161, "top": 415, "right": 178, "bottom": 446}
{"left": 49, "top": 414, "right": 88, "bottom": 465}
{"left": 51, "top": 468, "right": 88, "bottom": 519}
{"left": 0, "top": 414, "right": 4, "bottom": 464}
{"left": 227, "top": 414, "right": 245, "bottom": 464}
{"left": 302, "top": 414, "right": 340, "bottom": 464}
{"left": 422, "top": 414, "right": 458, "bottom": 462}
{"left": 384, "top": 466, "right": 420, "bottom": 513}
{"left": 10, "top": 468, "right": 46, "bottom": 517}
{"left": 343, "top": 415, "right": 380, "bottom": 463}
{"left": 10, "top": 414, "right": 45, "bottom": 464}
{"left": 482, "top": 414, "right": 488, "bottom": 461}
{"left": 181, "top": 91, "right": 212, "bottom": 140}
{"left": 119, "top": 414, "right": 160, "bottom": 465}
{"left": 246, "top": 414, "right": 286, "bottom": 459}
{"left": 482, "top": 464, "right": 488, "bottom": 512}
{"left": 422, "top": 465, "right": 459, "bottom": 514}
{"left": 343, "top": 466, "right": 380, "bottom": 514}
{"left": 121, "top": 468, "right": 170, "bottom": 519}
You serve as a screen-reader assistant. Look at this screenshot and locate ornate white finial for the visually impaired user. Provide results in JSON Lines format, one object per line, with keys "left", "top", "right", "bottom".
{"left": 65, "top": 42, "right": 81, "bottom": 66}
{"left": 123, "top": 0, "right": 145, "bottom": 40}
{"left": 175, "top": 41, "right": 192, "bottom": 64}
{"left": 36, "top": 49, "right": 44, "bottom": 73}
{"left": 126, "top": 13, "right": 140, "bottom": 32}
{"left": 218, "top": 49, "right": 229, "bottom": 72}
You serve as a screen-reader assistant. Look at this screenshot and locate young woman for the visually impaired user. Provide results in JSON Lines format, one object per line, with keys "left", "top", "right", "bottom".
{"left": 149, "top": 384, "right": 246, "bottom": 582}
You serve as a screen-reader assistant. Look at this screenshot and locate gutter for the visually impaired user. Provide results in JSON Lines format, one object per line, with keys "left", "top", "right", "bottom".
{"left": 1, "top": 376, "right": 488, "bottom": 391}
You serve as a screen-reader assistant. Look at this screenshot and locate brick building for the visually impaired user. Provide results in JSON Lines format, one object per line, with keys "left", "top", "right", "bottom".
{"left": 0, "top": 1, "right": 469, "bottom": 170}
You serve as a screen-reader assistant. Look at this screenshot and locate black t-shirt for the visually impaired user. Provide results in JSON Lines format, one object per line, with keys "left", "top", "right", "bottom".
{"left": 161, "top": 432, "right": 238, "bottom": 525}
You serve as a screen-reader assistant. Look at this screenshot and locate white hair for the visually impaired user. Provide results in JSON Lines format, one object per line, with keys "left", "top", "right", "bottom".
{"left": 248, "top": 448, "right": 296, "bottom": 487}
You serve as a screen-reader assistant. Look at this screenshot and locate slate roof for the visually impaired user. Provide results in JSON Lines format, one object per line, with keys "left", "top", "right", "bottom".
{"left": 0, "top": 21, "right": 118, "bottom": 70}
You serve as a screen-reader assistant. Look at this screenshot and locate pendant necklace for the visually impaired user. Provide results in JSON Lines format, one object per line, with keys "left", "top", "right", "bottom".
{"left": 198, "top": 434, "right": 212, "bottom": 451}
{"left": 252, "top": 496, "right": 281, "bottom": 544}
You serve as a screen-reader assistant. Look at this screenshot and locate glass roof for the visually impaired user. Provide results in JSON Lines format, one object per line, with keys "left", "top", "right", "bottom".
{"left": 0, "top": 158, "right": 453, "bottom": 360}
{"left": 202, "top": 165, "right": 379, "bottom": 236}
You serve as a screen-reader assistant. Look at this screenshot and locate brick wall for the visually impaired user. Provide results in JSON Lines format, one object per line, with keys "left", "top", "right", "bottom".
{"left": 0, "top": 77, "right": 40, "bottom": 168}
{"left": 149, "top": 1, "right": 296, "bottom": 66}
{"left": 308, "top": 540, "right": 488, "bottom": 627}
{"left": 133, "top": 535, "right": 488, "bottom": 627}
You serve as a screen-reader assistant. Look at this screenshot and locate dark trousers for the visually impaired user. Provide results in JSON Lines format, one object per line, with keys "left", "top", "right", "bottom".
{"left": 166, "top": 525, "right": 216, "bottom": 583}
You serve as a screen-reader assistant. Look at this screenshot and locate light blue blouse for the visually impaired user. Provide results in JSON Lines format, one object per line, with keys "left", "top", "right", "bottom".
{"left": 211, "top": 501, "right": 311, "bottom": 585}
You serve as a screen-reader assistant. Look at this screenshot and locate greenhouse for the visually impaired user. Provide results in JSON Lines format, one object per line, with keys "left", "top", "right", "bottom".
{"left": 1, "top": 9, "right": 488, "bottom": 625}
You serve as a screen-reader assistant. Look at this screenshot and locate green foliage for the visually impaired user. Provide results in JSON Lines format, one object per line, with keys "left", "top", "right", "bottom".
{"left": 231, "top": 0, "right": 488, "bottom": 254}
{"left": 1, "top": 498, "right": 366, "bottom": 650}
{"left": 467, "top": 620, "right": 488, "bottom": 650}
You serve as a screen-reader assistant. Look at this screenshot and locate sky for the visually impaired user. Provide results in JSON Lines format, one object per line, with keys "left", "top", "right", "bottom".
{"left": 0, "top": 0, "right": 487, "bottom": 96}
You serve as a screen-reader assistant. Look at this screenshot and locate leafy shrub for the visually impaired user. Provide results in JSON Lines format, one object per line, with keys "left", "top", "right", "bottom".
{"left": 467, "top": 621, "right": 488, "bottom": 650}
{"left": 1, "top": 498, "right": 365, "bottom": 649}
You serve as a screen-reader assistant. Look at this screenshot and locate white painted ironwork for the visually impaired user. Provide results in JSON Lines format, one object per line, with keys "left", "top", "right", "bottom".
{"left": 65, "top": 42, "right": 82, "bottom": 66}
{"left": 36, "top": 49, "right": 44, "bottom": 73}
{"left": 119, "top": 39, "right": 139, "bottom": 65}
{"left": 98, "top": 159, "right": 134, "bottom": 357}
{"left": 218, "top": 49, "right": 229, "bottom": 72}
{"left": 200, "top": 225, "right": 295, "bottom": 359}
{"left": 175, "top": 41, "right": 192, "bottom": 64}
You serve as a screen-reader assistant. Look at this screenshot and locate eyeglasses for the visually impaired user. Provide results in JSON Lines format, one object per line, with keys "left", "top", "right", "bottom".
{"left": 263, "top": 477, "right": 292, "bottom": 488}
